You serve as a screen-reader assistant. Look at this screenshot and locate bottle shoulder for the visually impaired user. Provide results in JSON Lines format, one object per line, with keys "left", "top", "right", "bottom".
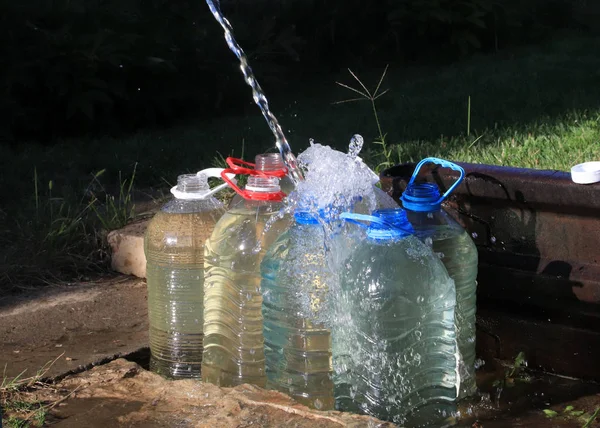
{"left": 160, "top": 197, "right": 225, "bottom": 214}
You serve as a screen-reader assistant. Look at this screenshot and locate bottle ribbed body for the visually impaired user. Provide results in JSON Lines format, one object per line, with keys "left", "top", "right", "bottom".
{"left": 261, "top": 222, "right": 334, "bottom": 410}
{"left": 201, "top": 199, "right": 290, "bottom": 387}
{"left": 408, "top": 210, "right": 478, "bottom": 399}
{"left": 144, "top": 197, "right": 225, "bottom": 379}
{"left": 332, "top": 236, "right": 458, "bottom": 427}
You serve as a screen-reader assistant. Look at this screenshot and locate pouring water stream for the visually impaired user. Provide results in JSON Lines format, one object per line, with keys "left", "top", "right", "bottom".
{"left": 205, "top": 0, "right": 304, "bottom": 184}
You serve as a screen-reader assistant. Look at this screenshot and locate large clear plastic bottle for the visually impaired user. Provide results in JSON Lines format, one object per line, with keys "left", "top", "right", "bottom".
{"left": 332, "top": 208, "right": 458, "bottom": 427}
{"left": 401, "top": 158, "right": 478, "bottom": 400}
{"left": 261, "top": 209, "right": 335, "bottom": 410}
{"left": 202, "top": 154, "right": 291, "bottom": 387}
{"left": 144, "top": 171, "right": 228, "bottom": 379}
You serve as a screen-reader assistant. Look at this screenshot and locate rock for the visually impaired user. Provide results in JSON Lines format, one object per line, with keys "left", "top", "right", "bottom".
{"left": 107, "top": 219, "right": 149, "bottom": 278}
{"left": 47, "top": 359, "right": 396, "bottom": 427}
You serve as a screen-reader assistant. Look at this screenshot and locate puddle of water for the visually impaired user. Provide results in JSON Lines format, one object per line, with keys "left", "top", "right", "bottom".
{"left": 455, "top": 358, "right": 600, "bottom": 427}
{"left": 49, "top": 398, "right": 150, "bottom": 427}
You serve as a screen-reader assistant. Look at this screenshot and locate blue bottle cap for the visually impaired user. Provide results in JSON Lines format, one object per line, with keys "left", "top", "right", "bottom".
{"left": 294, "top": 211, "right": 321, "bottom": 225}
{"left": 401, "top": 183, "right": 442, "bottom": 212}
{"left": 400, "top": 157, "right": 465, "bottom": 213}
{"left": 340, "top": 208, "right": 414, "bottom": 241}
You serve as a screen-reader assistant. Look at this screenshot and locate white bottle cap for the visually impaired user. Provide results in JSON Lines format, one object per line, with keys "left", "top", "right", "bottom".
{"left": 571, "top": 162, "right": 600, "bottom": 184}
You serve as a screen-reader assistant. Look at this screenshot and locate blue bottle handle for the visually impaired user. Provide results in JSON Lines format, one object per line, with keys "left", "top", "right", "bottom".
{"left": 340, "top": 213, "right": 413, "bottom": 235}
{"left": 406, "top": 157, "right": 465, "bottom": 204}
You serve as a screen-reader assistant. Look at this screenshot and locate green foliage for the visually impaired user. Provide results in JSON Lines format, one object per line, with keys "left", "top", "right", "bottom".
{"left": 0, "top": 165, "right": 137, "bottom": 290}
{"left": 492, "top": 351, "right": 530, "bottom": 389}
{"left": 89, "top": 164, "right": 137, "bottom": 231}
{"left": 385, "top": 0, "right": 495, "bottom": 56}
{"left": 335, "top": 66, "right": 394, "bottom": 173}
{"left": 1, "top": 0, "right": 595, "bottom": 141}
{"left": 1, "top": 357, "right": 61, "bottom": 428}
{"left": 0, "top": 0, "right": 303, "bottom": 140}
{"left": 583, "top": 408, "right": 600, "bottom": 428}
{"left": 542, "top": 405, "right": 600, "bottom": 427}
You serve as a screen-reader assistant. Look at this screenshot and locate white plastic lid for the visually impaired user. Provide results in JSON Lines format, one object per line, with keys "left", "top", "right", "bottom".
{"left": 170, "top": 168, "right": 236, "bottom": 200}
{"left": 571, "top": 162, "right": 600, "bottom": 184}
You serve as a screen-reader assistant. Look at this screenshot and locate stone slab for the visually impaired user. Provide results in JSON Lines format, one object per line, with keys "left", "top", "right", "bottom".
{"left": 0, "top": 276, "right": 148, "bottom": 381}
{"left": 36, "top": 359, "right": 397, "bottom": 427}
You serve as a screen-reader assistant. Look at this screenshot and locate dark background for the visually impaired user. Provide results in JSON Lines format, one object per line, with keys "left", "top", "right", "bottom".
{"left": 2, "top": 0, "right": 598, "bottom": 143}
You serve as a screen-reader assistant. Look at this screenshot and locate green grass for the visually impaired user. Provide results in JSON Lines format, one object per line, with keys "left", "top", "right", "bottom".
{"left": 1, "top": 31, "right": 600, "bottom": 289}
{"left": 1, "top": 356, "right": 63, "bottom": 427}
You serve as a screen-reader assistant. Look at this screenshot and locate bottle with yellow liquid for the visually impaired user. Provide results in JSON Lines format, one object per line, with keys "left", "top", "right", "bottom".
{"left": 202, "top": 154, "right": 291, "bottom": 387}
{"left": 144, "top": 169, "right": 231, "bottom": 379}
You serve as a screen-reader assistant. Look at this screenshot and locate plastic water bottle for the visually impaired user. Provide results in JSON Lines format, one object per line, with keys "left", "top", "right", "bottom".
{"left": 202, "top": 154, "right": 291, "bottom": 387}
{"left": 401, "top": 158, "right": 478, "bottom": 400}
{"left": 145, "top": 169, "right": 231, "bottom": 379}
{"left": 332, "top": 208, "right": 458, "bottom": 427}
{"left": 261, "top": 209, "right": 336, "bottom": 410}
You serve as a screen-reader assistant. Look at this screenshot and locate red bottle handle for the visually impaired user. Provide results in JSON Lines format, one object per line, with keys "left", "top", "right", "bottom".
{"left": 225, "top": 157, "right": 288, "bottom": 178}
{"left": 221, "top": 157, "right": 287, "bottom": 201}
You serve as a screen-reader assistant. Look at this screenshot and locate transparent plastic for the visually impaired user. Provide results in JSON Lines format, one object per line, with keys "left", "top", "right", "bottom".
{"left": 261, "top": 213, "right": 334, "bottom": 410}
{"left": 144, "top": 174, "right": 226, "bottom": 379}
{"left": 201, "top": 155, "right": 291, "bottom": 387}
{"left": 228, "top": 153, "right": 294, "bottom": 208}
{"left": 332, "top": 210, "right": 458, "bottom": 427}
{"left": 406, "top": 205, "right": 478, "bottom": 399}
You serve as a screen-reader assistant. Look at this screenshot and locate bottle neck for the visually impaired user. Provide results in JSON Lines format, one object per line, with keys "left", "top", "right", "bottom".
{"left": 245, "top": 176, "right": 281, "bottom": 193}
{"left": 171, "top": 174, "right": 213, "bottom": 200}
{"left": 242, "top": 153, "right": 284, "bottom": 200}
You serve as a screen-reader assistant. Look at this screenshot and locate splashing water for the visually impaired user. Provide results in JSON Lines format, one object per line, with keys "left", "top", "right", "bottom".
{"left": 204, "top": 0, "right": 303, "bottom": 184}
{"left": 294, "top": 141, "right": 380, "bottom": 217}
{"left": 348, "top": 134, "right": 364, "bottom": 159}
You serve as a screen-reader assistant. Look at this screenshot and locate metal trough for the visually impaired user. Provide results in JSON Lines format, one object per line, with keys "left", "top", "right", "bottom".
{"left": 381, "top": 162, "right": 600, "bottom": 380}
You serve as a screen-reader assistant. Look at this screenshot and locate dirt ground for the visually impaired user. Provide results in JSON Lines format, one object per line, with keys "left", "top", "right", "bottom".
{"left": 0, "top": 275, "right": 148, "bottom": 381}
{"left": 1, "top": 274, "right": 599, "bottom": 427}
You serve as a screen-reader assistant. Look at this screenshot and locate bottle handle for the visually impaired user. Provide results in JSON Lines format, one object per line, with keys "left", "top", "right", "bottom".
{"left": 226, "top": 157, "right": 288, "bottom": 178}
{"left": 220, "top": 157, "right": 287, "bottom": 201}
{"left": 198, "top": 168, "right": 237, "bottom": 199}
{"left": 340, "top": 212, "right": 413, "bottom": 234}
{"left": 407, "top": 157, "right": 465, "bottom": 204}
{"left": 340, "top": 212, "right": 390, "bottom": 228}
{"left": 170, "top": 168, "right": 236, "bottom": 200}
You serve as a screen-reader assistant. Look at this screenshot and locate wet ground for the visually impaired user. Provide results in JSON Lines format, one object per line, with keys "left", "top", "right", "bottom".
{"left": 1, "top": 275, "right": 599, "bottom": 427}
{"left": 0, "top": 275, "right": 148, "bottom": 381}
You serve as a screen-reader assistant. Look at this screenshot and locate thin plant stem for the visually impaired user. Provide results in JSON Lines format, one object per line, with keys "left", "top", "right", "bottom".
{"left": 467, "top": 95, "right": 471, "bottom": 137}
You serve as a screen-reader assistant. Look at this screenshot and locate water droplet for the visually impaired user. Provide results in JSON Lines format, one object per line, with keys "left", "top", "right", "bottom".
{"left": 348, "top": 134, "right": 364, "bottom": 158}
{"left": 417, "top": 296, "right": 424, "bottom": 303}
{"left": 314, "top": 399, "right": 323, "bottom": 409}
{"left": 490, "top": 236, "right": 497, "bottom": 243}
{"left": 471, "top": 232, "right": 478, "bottom": 239}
